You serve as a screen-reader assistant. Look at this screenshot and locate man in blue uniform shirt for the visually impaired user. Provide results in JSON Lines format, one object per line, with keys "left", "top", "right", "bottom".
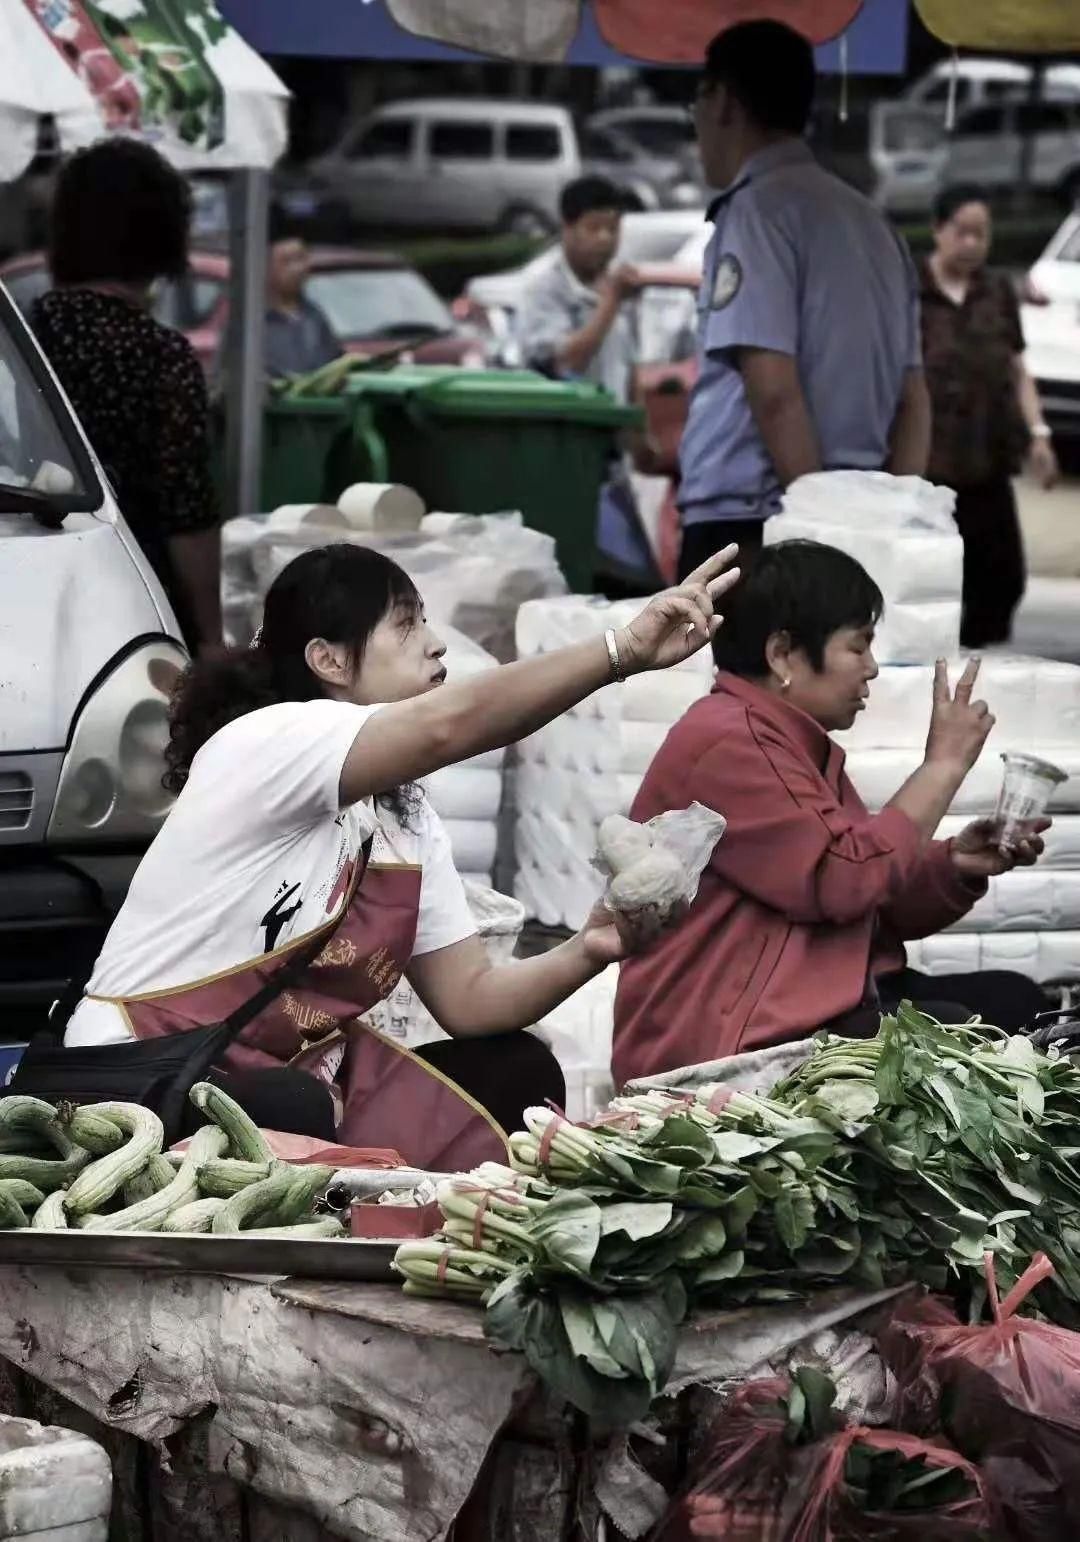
{"left": 677, "top": 20, "right": 931, "bottom": 578}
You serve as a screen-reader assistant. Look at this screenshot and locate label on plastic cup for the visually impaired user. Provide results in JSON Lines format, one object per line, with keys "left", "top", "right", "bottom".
{"left": 996, "top": 753, "right": 1068, "bottom": 853}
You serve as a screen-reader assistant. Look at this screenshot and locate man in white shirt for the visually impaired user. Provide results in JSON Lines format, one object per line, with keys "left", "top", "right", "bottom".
{"left": 515, "top": 176, "right": 644, "bottom": 405}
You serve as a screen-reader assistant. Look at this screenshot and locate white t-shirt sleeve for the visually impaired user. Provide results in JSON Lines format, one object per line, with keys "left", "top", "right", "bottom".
{"left": 412, "top": 800, "right": 478, "bottom": 957}
{"left": 197, "top": 699, "right": 386, "bottom": 833}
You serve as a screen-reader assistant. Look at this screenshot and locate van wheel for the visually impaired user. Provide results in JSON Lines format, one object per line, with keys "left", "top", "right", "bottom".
{"left": 499, "top": 205, "right": 555, "bottom": 238}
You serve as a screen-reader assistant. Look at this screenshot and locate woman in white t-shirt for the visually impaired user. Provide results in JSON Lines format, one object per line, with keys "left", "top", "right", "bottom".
{"left": 66, "top": 541, "right": 738, "bottom": 1169}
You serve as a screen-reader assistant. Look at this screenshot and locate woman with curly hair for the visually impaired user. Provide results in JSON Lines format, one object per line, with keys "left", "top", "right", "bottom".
{"left": 31, "top": 138, "right": 220, "bottom": 653}
{"left": 63, "top": 542, "right": 738, "bottom": 1165}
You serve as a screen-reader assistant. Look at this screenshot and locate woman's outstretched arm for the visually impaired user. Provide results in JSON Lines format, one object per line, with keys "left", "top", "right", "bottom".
{"left": 339, "top": 548, "right": 740, "bottom": 805}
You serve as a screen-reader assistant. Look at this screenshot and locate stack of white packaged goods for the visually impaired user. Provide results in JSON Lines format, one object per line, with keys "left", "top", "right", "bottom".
{"left": 425, "top": 624, "right": 503, "bottom": 886}
{"left": 514, "top": 594, "right": 714, "bottom": 929}
{"left": 768, "top": 470, "right": 1080, "bottom": 986}
{"left": 533, "top": 965, "right": 619, "bottom": 1122}
{"left": 221, "top": 488, "right": 566, "bottom": 661}
{"left": 835, "top": 653, "right": 1080, "bottom": 984}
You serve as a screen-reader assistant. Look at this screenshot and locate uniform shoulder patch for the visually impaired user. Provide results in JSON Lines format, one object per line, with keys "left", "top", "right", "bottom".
{"left": 711, "top": 253, "right": 743, "bottom": 310}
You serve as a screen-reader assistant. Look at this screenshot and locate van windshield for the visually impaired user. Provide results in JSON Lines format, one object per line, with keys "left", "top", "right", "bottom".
{"left": 0, "top": 292, "right": 98, "bottom": 513}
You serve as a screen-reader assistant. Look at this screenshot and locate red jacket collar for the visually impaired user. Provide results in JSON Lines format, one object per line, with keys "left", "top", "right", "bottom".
{"left": 711, "top": 671, "right": 845, "bottom": 781}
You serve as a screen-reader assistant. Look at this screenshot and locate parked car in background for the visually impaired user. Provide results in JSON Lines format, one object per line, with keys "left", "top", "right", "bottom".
{"left": 288, "top": 99, "right": 703, "bottom": 240}
{"left": 942, "top": 100, "right": 1080, "bottom": 207}
{"left": 1023, "top": 213, "right": 1080, "bottom": 447}
{"left": 871, "top": 59, "right": 1080, "bottom": 215}
{"left": 587, "top": 106, "right": 698, "bottom": 161}
{"left": 0, "top": 247, "right": 486, "bottom": 377}
{"left": 458, "top": 207, "right": 706, "bottom": 359}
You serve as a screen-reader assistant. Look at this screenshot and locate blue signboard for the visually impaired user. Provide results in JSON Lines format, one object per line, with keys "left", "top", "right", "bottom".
{"left": 219, "top": 0, "right": 907, "bottom": 74}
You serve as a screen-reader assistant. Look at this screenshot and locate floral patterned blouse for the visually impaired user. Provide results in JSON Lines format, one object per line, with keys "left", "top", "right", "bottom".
{"left": 31, "top": 287, "right": 218, "bottom": 637}
{"left": 918, "top": 261, "right": 1028, "bottom": 489}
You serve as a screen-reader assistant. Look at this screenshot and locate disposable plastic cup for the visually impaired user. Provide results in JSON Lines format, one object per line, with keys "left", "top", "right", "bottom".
{"left": 995, "top": 753, "right": 1068, "bottom": 854}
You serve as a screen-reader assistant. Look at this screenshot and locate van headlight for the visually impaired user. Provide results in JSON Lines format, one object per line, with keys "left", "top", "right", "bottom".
{"left": 47, "top": 640, "right": 188, "bottom": 843}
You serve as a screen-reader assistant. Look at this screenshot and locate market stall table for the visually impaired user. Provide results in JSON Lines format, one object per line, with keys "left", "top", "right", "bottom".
{"left": 0, "top": 1260, "right": 899, "bottom": 1542}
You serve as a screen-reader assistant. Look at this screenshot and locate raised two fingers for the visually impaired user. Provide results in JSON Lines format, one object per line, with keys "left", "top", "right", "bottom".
{"left": 684, "top": 543, "right": 741, "bottom": 602}
{"left": 954, "top": 656, "right": 981, "bottom": 704}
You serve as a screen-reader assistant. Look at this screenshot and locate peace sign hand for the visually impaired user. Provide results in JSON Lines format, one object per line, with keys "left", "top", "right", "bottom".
{"left": 925, "top": 657, "right": 995, "bottom": 775}
{"left": 615, "top": 545, "right": 741, "bottom": 675}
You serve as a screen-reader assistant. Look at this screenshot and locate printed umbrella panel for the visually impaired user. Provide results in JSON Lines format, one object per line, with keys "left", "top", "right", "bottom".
{"left": 385, "top": 0, "right": 864, "bottom": 64}
{"left": 1, "top": 0, "right": 287, "bottom": 184}
{"left": 915, "top": 0, "right": 1080, "bottom": 52}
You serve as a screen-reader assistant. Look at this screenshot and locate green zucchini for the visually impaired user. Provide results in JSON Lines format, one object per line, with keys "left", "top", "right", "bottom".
{"left": 0, "top": 1189, "right": 28, "bottom": 1228}
{"left": 0, "top": 1149, "right": 90, "bottom": 1194}
{"left": 246, "top": 1218, "right": 346, "bottom": 1239}
{"left": 31, "top": 1190, "right": 68, "bottom": 1230}
{"left": 0, "top": 1179, "right": 44, "bottom": 1212}
{"left": 67, "top": 1109, "right": 126, "bottom": 1157}
{"left": 80, "top": 1125, "right": 228, "bottom": 1233}
{"left": 62, "top": 1103, "right": 165, "bottom": 1218}
{"left": 0, "top": 1096, "right": 76, "bottom": 1158}
{"left": 197, "top": 1158, "right": 272, "bottom": 1197}
{"left": 212, "top": 1167, "right": 293, "bottom": 1233}
{"left": 271, "top": 1165, "right": 335, "bottom": 1227}
{"left": 188, "top": 1083, "right": 274, "bottom": 1163}
{"left": 161, "top": 1197, "right": 227, "bottom": 1233}
{"left": 123, "top": 1155, "right": 178, "bottom": 1206}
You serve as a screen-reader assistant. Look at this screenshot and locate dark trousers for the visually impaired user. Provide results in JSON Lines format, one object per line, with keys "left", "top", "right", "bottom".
{"left": 185, "top": 1032, "right": 565, "bottom": 1144}
{"left": 677, "top": 518, "right": 765, "bottom": 582}
{"left": 952, "top": 478, "right": 1026, "bottom": 649}
{"left": 878, "top": 966, "right": 1046, "bottom": 1033}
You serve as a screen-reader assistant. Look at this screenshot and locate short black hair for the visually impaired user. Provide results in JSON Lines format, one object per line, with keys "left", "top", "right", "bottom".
{"left": 560, "top": 176, "right": 627, "bottom": 225}
{"left": 711, "top": 540, "right": 883, "bottom": 676}
{"left": 702, "top": 21, "right": 815, "bottom": 136}
{"left": 49, "top": 139, "right": 191, "bottom": 287}
{"left": 933, "top": 182, "right": 991, "bottom": 227}
{"left": 268, "top": 201, "right": 310, "bottom": 247}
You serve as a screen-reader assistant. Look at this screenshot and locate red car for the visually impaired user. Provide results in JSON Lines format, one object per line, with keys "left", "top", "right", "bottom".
{"left": 0, "top": 247, "right": 487, "bottom": 377}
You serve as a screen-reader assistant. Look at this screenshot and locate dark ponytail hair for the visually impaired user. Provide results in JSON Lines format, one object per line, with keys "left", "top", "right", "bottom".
{"left": 165, "top": 545, "right": 423, "bottom": 819}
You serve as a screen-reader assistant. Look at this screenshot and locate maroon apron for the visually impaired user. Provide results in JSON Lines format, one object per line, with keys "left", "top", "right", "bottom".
{"left": 105, "top": 859, "right": 508, "bottom": 1172}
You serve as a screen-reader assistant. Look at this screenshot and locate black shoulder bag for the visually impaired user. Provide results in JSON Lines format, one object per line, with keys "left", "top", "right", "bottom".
{"left": 2, "top": 839, "right": 372, "bottom": 1143}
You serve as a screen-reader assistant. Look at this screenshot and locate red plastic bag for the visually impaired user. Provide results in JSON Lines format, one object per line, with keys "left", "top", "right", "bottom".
{"left": 651, "top": 1378, "right": 988, "bottom": 1542}
{"left": 880, "top": 1252, "right": 1080, "bottom": 1540}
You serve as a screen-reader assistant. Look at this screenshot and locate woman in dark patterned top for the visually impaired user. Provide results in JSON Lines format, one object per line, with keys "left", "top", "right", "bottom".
{"left": 920, "top": 183, "right": 1058, "bottom": 649}
{"left": 31, "top": 139, "right": 220, "bottom": 653}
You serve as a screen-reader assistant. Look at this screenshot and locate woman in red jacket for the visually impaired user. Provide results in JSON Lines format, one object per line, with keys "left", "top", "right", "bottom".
{"left": 613, "top": 540, "right": 1048, "bottom": 1087}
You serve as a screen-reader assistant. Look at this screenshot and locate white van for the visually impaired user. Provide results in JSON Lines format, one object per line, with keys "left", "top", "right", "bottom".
{"left": 0, "top": 283, "right": 185, "bottom": 1046}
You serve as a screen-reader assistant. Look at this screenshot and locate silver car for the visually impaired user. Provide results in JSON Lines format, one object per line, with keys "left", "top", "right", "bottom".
{"left": 301, "top": 98, "right": 700, "bottom": 237}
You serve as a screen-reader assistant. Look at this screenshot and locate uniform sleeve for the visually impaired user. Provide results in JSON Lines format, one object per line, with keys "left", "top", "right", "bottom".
{"left": 199, "top": 700, "right": 384, "bottom": 834}
{"left": 702, "top": 198, "right": 799, "bottom": 359}
{"left": 688, "top": 713, "right": 925, "bottom": 926}
{"left": 156, "top": 336, "right": 219, "bottom": 535}
{"left": 412, "top": 800, "right": 477, "bottom": 957}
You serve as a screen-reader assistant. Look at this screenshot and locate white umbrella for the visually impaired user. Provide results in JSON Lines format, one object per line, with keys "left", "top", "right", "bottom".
{"left": 2, "top": 1, "right": 291, "bottom": 518}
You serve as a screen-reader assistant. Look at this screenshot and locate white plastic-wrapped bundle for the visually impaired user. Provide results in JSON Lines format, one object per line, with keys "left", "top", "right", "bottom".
{"left": 835, "top": 656, "right": 1080, "bottom": 754}
{"left": 764, "top": 471, "right": 964, "bottom": 663}
{"left": 513, "top": 595, "right": 713, "bottom": 929}
{"left": 533, "top": 965, "right": 619, "bottom": 1121}
{"left": 226, "top": 508, "right": 566, "bottom": 661}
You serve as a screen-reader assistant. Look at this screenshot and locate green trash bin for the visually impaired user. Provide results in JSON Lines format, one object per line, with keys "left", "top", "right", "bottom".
{"left": 258, "top": 395, "right": 390, "bottom": 510}
{"left": 338, "top": 366, "right": 643, "bottom": 592}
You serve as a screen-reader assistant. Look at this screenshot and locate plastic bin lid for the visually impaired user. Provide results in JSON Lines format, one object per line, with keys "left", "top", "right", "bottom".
{"left": 343, "top": 364, "right": 642, "bottom": 426}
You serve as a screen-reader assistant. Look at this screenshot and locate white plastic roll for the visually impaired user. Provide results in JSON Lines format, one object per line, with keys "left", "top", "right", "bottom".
{"left": 336, "top": 482, "right": 425, "bottom": 532}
